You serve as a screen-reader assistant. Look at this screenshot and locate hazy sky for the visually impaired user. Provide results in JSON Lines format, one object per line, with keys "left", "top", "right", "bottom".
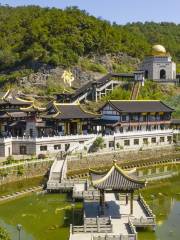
{"left": 0, "top": 0, "right": 180, "bottom": 24}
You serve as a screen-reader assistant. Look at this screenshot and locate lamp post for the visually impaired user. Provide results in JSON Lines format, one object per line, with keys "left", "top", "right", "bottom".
{"left": 16, "top": 224, "right": 22, "bottom": 240}
{"left": 71, "top": 203, "right": 75, "bottom": 226}
{"left": 151, "top": 194, "right": 155, "bottom": 212}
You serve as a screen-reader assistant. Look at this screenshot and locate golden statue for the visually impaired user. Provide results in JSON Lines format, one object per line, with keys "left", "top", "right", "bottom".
{"left": 62, "top": 70, "right": 74, "bottom": 87}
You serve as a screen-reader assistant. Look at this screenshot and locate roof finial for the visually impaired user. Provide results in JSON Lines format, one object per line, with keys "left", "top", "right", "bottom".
{"left": 113, "top": 159, "right": 117, "bottom": 165}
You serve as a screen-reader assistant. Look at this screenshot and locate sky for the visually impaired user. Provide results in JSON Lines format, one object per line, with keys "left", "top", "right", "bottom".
{"left": 0, "top": 0, "right": 180, "bottom": 24}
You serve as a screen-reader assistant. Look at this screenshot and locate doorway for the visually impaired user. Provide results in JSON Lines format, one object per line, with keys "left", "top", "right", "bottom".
{"left": 160, "top": 69, "right": 166, "bottom": 79}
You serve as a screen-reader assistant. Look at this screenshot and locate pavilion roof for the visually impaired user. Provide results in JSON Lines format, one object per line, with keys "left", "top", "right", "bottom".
{"left": 90, "top": 161, "right": 146, "bottom": 191}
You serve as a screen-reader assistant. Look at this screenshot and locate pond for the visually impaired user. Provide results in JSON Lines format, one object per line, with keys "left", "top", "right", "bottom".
{"left": 0, "top": 175, "right": 179, "bottom": 240}
{"left": 0, "top": 193, "right": 82, "bottom": 240}
{"left": 139, "top": 174, "right": 180, "bottom": 240}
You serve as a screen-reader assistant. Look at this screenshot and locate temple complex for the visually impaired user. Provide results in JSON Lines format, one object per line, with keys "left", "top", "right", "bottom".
{"left": 0, "top": 88, "right": 178, "bottom": 157}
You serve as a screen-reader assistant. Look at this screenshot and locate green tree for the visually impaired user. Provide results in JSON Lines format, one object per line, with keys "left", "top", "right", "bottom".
{"left": 0, "top": 227, "right": 10, "bottom": 240}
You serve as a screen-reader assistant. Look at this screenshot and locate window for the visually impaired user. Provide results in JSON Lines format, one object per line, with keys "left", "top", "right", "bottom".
{"left": 54, "top": 145, "right": 61, "bottom": 150}
{"left": 160, "top": 137, "right": 165, "bottom": 143}
{"left": 20, "top": 146, "right": 27, "bottom": 155}
{"left": 40, "top": 146, "right": 47, "bottom": 151}
{"left": 167, "top": 136, "right": 172, "bottom": 143}
{"left": 145, "top": 70, "right": 148, "bottom": 79}
{"left": 134, "top": 139, "right": 139, "bottom": 145}
{"left": 109, "top": 141, "right": 114, "bottom": 148}
{"left": 124, "top": 140, "right": 130, "bottom": 146}
{"left": 151, "top": 138, "right": 156, "bottom": 143}
{"left": 143, "top": 138, "right": 148, "bottom": 144}
{"left": 65, "top": 144, "right": 70, "bottom": 151}
{"left": 122, "top": 115, "right": 127, "bottom": 122}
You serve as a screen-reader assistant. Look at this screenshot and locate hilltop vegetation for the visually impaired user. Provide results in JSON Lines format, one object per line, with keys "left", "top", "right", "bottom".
{"left": 0, "top": 5, "right": 148, "bottom": 71}
{"left": 1, "top": 5, "right": 180, "bottom": 71}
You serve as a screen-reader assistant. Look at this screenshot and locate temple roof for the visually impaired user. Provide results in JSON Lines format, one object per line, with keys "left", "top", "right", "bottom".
{"left": 0, "top": 111, "right": 27, "bottom": 119}
{"left": 0, "top": 90, "right": 33, "bottom": 106}
{"left": 20, "top": 104, "right": 46, "bottom": 112}
{"left": 102, "top": 100, "right": 174, "bottom": 113}
{"left": 90, "top": 161, "right": 146, "bottom": 191}
{"left": 43, "top": 102, "right": 100, "bottom": 120}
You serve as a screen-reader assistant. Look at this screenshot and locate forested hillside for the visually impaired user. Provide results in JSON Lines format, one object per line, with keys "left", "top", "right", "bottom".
{"left": 0, "top": 5, "right": 180, "bottom": 71}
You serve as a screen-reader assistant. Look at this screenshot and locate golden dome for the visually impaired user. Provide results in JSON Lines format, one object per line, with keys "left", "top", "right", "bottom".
{"left": 152, "top": 45, "right": 167, "bottom": 56}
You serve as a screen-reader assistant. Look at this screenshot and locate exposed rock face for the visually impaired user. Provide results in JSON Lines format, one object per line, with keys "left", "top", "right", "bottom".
{"left": 2, "top": 52, "right": 139, "bottom": 90}
{"left": 17, "top": 66, "right": 103, "bottom": 89}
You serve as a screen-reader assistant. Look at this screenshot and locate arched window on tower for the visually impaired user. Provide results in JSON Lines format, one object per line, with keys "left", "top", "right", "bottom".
{"left": 160, "top": 69, "right": 166, "bottom": 79}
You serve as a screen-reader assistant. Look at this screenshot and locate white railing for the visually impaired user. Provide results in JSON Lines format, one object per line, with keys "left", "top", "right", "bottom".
{"left": 96, "top": 80, "right": 122, "bottom": 92}
{"left": 129, "top": 194, "right": 156, "bottom": 227}
{"left": 73, "top": 224, "right": 112, "bottom": 234}
{"left": 0, "top": 134, "right": 97, "bottom": 142}
{"left": 111, "top": 129, "right": 173, "bottom": 137}
{"left": 0, "top": 129, "right": 173, "bottom": 143}
{"left": 93, "top": 234, "right": 136, "bottom": 240}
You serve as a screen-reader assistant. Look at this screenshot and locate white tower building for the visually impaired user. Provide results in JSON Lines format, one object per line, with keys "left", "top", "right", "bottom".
{"left": 140, "top": 45, "right": 176, "bottom": 80}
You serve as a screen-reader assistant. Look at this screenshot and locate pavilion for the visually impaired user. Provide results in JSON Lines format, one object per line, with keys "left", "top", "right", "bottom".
{"left": 90, "top": 160, "right": 146, "bottom": 215}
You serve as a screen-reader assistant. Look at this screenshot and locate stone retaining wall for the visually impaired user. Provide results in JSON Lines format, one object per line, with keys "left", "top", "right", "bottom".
{"left": 67, "top": 148, "right": 180, "bottom": 174}
{"left": 0, "top": 160, "right": 52, "bottom": 185}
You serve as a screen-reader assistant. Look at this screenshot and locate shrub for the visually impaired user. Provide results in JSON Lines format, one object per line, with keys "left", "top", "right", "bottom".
{"left": 79, "top": 58, "right": 107, "bottom": 74}
{"left": 6, "top": 156, "right": 14, "bottom": 165}
{"left": 0, "top": 170, "right": 8, "bottom": 177}
{"left": 91, "top": 137, "right": 105, "bottom": 152}
{"left": 17, "top": 166, "right": 24, "bottom": 176}
{"left": 38, "top": 154, "right": 46, "bottom": 159}
{"left": 116, "top": 143, "right": 120, "bottom": 148}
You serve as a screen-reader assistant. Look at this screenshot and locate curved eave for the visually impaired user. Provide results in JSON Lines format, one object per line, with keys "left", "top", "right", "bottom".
{"left": 15, "top": 97, "right": 33, "bottom": 103}
{"left": 91, "top": 163, "right": 146, "bottom": 188}
{"left": 1, "top": 90, "right": 10, "bottom": 100}
{"left": 20, "top": 104, "right": 46, "bottom": 112}
{"left": 89, "top": 168, "right": 109, "bottom": 175}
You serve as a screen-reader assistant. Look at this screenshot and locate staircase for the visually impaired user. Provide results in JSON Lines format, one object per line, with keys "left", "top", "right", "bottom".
{"left": 130, "top": 82, "right": 141, "bottom": 100}
{"left": 67, "top": 135, "right": 97, "bottom": 154}
{"left": 47, "top": 152, "right": 67, "bottom": 189}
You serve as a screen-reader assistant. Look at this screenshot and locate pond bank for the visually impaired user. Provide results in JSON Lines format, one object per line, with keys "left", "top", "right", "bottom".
{"left": 0, "top": 176, "right": 45, "bottom": 197}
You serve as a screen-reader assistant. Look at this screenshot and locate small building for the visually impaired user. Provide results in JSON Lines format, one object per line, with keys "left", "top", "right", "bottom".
{"left": 98, "top": 100, "right": 174, "bottom": 150}
{"left": 100, "top": 100, "right": 173, "bottom": 132}
{"left": 140, "top": 45, "right": 176, "bottom": 80}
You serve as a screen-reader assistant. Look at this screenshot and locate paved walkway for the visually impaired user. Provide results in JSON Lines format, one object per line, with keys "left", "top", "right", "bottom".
{"left": 70, "top": 193, "right": 150, "bottom": 240}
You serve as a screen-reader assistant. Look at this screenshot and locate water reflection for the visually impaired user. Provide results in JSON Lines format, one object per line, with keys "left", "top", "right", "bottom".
{"left": 139, "top": 175, "right": 180, "bottom": 240}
